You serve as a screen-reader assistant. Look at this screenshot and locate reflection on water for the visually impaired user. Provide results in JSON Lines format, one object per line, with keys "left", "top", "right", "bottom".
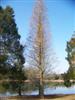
{"left": 27, "top": 85, "right": 75, "bottom": 95}
{"left": 44, "top": 86, "right": 75, "bottom": 95}
{"left": 0, "top": 92, "right": 18, "bottom": 97}
{"left": 0, "top": 85, "right": 75, "bottom": 96}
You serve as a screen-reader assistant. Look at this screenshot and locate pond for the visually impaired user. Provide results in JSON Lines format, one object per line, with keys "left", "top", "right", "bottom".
{"left": 26, "top": 85, "right": 75, "bottom": 95}
{"left": 0, "top": 85, "right": 75, "bottom": 96}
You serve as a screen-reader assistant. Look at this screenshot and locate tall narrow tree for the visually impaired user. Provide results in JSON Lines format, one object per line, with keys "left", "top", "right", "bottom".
{"left": 26, "top": 0, "right": 54, "bottom": 97}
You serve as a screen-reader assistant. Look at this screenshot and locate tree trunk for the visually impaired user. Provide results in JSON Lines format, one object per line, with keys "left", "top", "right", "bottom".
{"left": 39, "top": 72, "right": 44, "bottom": 98}
{"left": 18, "top": 85, "right": 22, "bottom": 96}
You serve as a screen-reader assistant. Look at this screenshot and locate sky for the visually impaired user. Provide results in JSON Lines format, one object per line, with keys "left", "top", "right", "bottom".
{"left": 0, "top": 0, "right": 75, "bottom": 74}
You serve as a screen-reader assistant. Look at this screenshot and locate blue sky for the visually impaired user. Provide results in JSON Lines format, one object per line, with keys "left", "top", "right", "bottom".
{"left": 1, "top": 0, "right": 75, "bottom": 73}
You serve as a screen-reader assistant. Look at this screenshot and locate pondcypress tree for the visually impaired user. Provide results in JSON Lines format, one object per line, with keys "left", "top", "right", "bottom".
{"left": 26, "top": 0, "right": 54, "bottom": 97}
{"left": 0, "top": 6, "right": 26, "bottom": 95}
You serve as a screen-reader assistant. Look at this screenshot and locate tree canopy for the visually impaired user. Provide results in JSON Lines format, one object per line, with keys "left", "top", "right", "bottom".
{"left": 64, "top": 32, "right": 75, "bottom": 87}
{"left": 0, "top": 6, "right": 26, "bottom": 96}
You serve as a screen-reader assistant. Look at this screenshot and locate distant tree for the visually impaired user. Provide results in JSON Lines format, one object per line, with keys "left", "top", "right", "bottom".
{"left": 25, "top": 67, "right": 39, "bottom": 80}
{"left": 0, "top": 6, "right": 26, "bottom": 96}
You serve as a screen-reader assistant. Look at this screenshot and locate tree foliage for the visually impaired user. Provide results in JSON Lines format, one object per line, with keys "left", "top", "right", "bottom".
{"left": 64, "top": 32, "right": 75, "bottom": 86}
{"left": 0, "top": 6, "right": 26, "bottom": 96}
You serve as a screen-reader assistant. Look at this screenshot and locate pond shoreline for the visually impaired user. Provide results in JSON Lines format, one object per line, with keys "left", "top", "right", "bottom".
{"left": 0, "top": 94, "right": 75, "bottom": 100}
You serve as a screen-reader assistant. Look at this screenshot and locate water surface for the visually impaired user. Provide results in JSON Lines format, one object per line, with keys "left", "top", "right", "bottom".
{"left": 0, "top": 85, "right": 75, "bottom": 96}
